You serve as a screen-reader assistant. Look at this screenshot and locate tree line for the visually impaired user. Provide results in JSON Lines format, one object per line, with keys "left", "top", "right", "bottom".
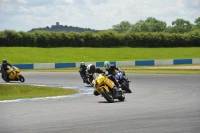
{"left": 111, "top": 17, "right": 200, "bottom": 33}
{"left": 0, "top": 29, "right": 199, "bottom": 47}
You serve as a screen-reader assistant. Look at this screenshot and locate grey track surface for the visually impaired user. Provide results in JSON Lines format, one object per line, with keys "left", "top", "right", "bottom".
{"left": 0, "top": 72, "right": 200, "bottom": 133}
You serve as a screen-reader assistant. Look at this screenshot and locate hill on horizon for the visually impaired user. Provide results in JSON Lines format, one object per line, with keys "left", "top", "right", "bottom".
{"left": 28, "top": 22, "right": 101, "bottom": 33}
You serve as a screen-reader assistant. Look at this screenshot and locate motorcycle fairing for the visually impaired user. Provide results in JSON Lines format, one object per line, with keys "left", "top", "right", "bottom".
{"left": 7, "top": 66, "right": 20, "bottom": 80}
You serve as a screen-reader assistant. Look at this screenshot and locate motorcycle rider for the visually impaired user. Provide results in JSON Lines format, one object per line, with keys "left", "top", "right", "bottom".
{"left": 104, "top": 61, "right": 131, "bottom": 85}
{"left": 87, "top": 64, "right": 104, "bottom": 74}
{"left": 1, "top": 59, "right": 14, "bottom": 81}
{"left": 103, "top": 61, "right": 122, "bottom": 87}
{"left": 87, "top": 64, "right": 121, "bottom": 96}
{"left": 79, "top": 62, "right": 87, "bottom": 83}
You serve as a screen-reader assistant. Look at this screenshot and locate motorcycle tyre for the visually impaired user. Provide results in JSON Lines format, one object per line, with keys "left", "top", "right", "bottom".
{"left": 19, "top": 75, "right": 25, "bottom": 82}
{"left": 100, "top": 88, "right": 114, "bottom": 103}
{"left": 1, "top": 75, "right": 5, "bottom": 81}
{"left": 121, "top": 82, "right": 132, "bottom": 93}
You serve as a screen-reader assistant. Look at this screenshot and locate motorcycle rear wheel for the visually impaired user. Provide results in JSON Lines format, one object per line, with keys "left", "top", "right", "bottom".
{"left": 100, "top": 88, "right": 114, "bottom": 103}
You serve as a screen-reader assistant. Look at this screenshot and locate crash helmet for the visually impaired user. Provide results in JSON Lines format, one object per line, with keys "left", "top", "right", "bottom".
{"left": 80, "top": 62, "right": 85, "bottom": 67}
{"left": 2, "top": 59, "right": 7, "bottom": 65}
{"left": 104, "top": 61, "right": 111, "bottom": 69}
{"left": 87, "top": 64, "right": 95, "bottom": 74}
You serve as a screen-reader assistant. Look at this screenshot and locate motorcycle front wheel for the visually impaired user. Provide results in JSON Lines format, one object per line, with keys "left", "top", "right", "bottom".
{"left": 19, "top": 75, "right": 25, "bottom": 82}
{"left": 100, "top": 88, "right": 114, "bottom": 103}
{"left": 121, "top": 81, "right": 132, "bottom": 93}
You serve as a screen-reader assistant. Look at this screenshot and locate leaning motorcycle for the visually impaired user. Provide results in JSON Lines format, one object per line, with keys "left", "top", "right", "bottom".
{"left": 1, "top": 66, "right": 25, "bottom": 82}
{"left": 116, "top": 71, "right": 132, "bottom": 93}
{"left": 92, "top": 73, "right": 125, "bottom": 103}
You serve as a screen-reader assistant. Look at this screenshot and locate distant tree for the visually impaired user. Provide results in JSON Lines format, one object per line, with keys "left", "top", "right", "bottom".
{"left": 192, "top": 17, "right": 200, "bottom": 30}
{"left": 166, "top": 18, "right": 192, "bottom": 33}
{"left": 145, "top": 17, "right": 167, "bottom": 32}
{"left": 112, "top": 21, "right": 132, "bottom": 33}
{"left": 194, "top": 17, "right": 200, "bottom": 25}
{"left": 127, "top": 17, "right": 166, "bottom": 33}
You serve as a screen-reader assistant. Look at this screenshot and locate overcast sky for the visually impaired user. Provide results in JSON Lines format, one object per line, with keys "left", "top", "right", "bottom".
{"left": 0, "top": 0, "right": 200, "bottom": 32}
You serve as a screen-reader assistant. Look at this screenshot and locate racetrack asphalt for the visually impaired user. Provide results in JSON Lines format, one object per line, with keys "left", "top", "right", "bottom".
{"left": 0, "top": 72, "right": 200, "bottom": 133}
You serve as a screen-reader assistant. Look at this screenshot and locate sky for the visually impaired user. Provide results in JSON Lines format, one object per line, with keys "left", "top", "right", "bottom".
{"left": 0, "top": 0, "right": 200, "bottom": 32}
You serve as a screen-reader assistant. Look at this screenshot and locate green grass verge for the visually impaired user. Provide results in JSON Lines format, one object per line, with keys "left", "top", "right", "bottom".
{"left": 0, "top": 47, "right": 200, "bottom": 63}
{"left": 0, "top": 84, "right": 78, "bottom": 101}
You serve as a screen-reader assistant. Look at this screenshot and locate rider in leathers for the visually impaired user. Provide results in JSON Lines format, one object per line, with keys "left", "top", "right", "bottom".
{"left": 104, "top": 61, "right": 131, "bottom": 86}
{"left": 103, "top": 61, "right": 122, "bottom": 88}
{"left": 1, "top": 59, "right": 14, "bottom": 81}
{"left": 79, "top": 62, "right": 87, "bottom": 83}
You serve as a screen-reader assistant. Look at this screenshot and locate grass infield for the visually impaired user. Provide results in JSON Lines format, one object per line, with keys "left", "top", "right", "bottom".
{"left": 0, "top": 84, "right": 77, "bottom": 101}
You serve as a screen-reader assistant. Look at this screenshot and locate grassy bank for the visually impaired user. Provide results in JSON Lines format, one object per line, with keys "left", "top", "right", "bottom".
{"left": 0, "top": 84, "right": 78, "bottom": 101}
{"left": 0, "top": 47, "right": 200, "bottom": 63}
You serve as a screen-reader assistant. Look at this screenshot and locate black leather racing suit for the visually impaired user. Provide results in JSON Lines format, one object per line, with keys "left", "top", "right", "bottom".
{"left": 79, "top": 65, "right": 87, "bottom": 82}
{"left": 1, "top": 63, "right": 13, "bottom": 80}
{"left": 105, "top": 64, "right": 121, "bottom": 88}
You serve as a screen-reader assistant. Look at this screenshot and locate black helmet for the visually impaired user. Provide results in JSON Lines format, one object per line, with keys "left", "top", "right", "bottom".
{"left": 87, "top": 64, "right": 95, "bottom": 74}
{"left": 2, "top": 59, "right": 7, "bottom": 65}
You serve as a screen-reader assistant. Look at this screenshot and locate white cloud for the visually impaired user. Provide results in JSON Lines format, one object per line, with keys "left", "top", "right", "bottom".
{"left": 64, "top": 0, "right": 74, "bottom": 4}
{"left": 17, "top": 0, "right": 27, "bottom": 4}
{"left": 0, "top": 0, "right": 199, "bottom": 31}
{"left": 19, "top": 6, "right": 29, "bottom": 12}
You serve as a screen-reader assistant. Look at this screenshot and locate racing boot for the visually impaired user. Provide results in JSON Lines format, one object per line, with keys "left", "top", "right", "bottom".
{"left": 127, "top": 79, "right": 131, "bottom": 82}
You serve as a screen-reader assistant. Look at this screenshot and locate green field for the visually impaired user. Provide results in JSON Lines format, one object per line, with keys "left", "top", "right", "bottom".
{"left": 0, "top": 84, "right": 77, "bottom": 101}
{"left": 0, "top": 47, "right": 200, "bottom": 63}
